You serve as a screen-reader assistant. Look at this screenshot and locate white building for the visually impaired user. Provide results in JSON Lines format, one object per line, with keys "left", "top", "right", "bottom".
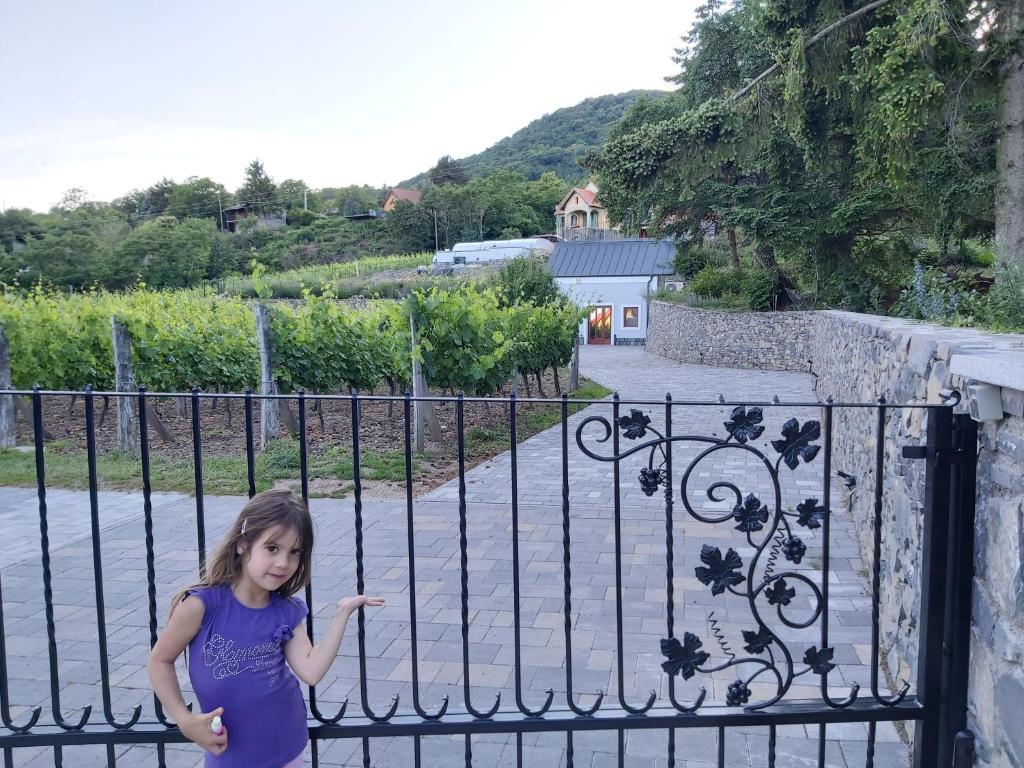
{"left": 550, "top": 239, "right": 675, "bottom": 346}
{"left": 433, "top": 237, "right": 554, "bottom": 266}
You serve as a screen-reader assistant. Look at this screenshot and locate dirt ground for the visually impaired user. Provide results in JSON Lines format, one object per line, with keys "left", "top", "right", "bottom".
{"left": 14, "top": 367, "right": 595, "bottom": 497}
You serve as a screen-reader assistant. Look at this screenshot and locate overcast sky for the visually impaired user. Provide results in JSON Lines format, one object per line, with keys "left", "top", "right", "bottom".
{"left": 0, "top": 0, "right": 699, "bottom": 212}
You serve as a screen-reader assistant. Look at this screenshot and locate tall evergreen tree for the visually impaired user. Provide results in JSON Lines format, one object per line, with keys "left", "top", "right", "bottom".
{"left": 236, "top": 159, "right": 278, "bottom": 214}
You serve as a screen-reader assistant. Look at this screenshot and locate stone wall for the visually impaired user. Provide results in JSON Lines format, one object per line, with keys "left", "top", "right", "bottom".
{"left": 645, "top": 301, "right": 815, "bottom": 371}
{"left": 648, "top": 301, "right": 1024, "bottom": 767}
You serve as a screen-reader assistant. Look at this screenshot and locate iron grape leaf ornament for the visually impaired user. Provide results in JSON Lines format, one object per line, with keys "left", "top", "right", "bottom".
{"left": 695, "top": 545, "right": 745, "bottom": 596}
{"left": 732, "top": 493, "right": 770, "bottom": 533}
{"left": 765, "top": 578, "right": 796, "bottom": 606}
{"left": 771, "top": 418, "right": 822, "bottom": 470}
{"left": 617, "top": 409, "right": 651, "bottom": 440}
{"left": 796, "top": 498, "right": 826, "bottom": 529}
{"left": 803, "top": 645, "right": 836, "bottom": 675}
{"left": 660, "top": 632, "right": 710, "bottom": 680}
{"left": 742, "top": 626, "right": 774, "bottom": 655}
{"left": 724, "top": 406, "right": 765, "bottom": 444}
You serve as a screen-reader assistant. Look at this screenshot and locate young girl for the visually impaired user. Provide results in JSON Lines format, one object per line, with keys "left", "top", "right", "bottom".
{"left": 148, "top": 490, "right": 384, "bottom": 767}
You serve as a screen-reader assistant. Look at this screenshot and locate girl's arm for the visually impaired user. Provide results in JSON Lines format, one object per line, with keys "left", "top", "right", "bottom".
{"left": 285, "top": 595, "right": 384, "bottom": 686}
{"left": 147, "top": 596, "right": 229, "bottom": 755}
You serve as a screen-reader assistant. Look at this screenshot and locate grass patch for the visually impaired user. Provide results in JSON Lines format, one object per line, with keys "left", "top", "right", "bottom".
{"left": 0, "top": 382, "right": 611, "bottom": 495}
{"left": 0, "top": 438, "right": 418, "bottom": 497}
{"left": 463, "top": 380, "right": 613, "bottom": 460}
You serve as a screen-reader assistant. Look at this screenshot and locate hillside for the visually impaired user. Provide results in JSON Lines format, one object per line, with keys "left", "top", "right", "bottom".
{"left": 402, "top": 90, "right": 670, "bottom": 185}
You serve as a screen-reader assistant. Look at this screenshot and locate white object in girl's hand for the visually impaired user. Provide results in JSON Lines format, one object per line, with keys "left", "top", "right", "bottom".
{"left": 210, "top": 715, "right": 223, "bottom": 735}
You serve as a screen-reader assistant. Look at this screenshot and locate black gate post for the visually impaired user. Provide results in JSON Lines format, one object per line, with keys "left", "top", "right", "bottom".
{"left": 913, "top": 407, "right": 978, "bottom": 768}
{"left": 940, "top": 414, "right": 978, "bottom": 766}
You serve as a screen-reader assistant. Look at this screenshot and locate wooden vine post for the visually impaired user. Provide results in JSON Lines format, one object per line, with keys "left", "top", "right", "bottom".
{"left": 410, "top": 314, "right": 425, "bottom": 452}
{"left": 0, "top": 326, "right": 13, "bottom": 448}
{"left": 568, "top": 333, "right": 580, "bottom": 393}
{"left": 254, "top": 302, "right": 280, "bottom": 450}
{"left": 409, "top": 312, "right": 441, "bottom": 452}
{"left": 111, "top": 318, "right": 138, "bottom": 455}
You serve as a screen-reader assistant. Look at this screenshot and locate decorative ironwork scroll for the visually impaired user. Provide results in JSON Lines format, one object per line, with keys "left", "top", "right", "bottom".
{"left": 576, "top": 403, "right": 860, "bottom": 711}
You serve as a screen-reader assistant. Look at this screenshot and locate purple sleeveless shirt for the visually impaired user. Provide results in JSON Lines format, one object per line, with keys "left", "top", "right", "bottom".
{"left": 186, "top": 584, "right": 309, "bottom": 768}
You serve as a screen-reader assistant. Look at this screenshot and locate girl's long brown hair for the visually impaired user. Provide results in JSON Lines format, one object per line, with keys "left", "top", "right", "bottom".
{"left": 170, "top": 490, "right": 314, "bottom": 617}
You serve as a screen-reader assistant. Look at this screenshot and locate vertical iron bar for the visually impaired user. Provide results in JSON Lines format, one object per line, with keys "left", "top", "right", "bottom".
{"left": 352, "top": 391, "right": 399, "bottom": 721}
{"left": 769, "top": 725, "right": 776, "bottom": 767}
{"left": 869, "top": 399, "right": 908, "bottom": 706}
{"left": 298, "top": 391, "right": 309, "bottom": 502}
{"left": 561, "top": 394, "right": 602, "bottom": 715}
{"left": 618, "top": 729, "right": 625, "bottom": 768}
{"left": 516, "top": 733, "right": 523, "bottom": 768}
{"left": 913, "top": 404, "right": 955, "bottom": 768}
{"left": 867, "top": 721, "right": 876, "bottom": 768}
{"left": 869, "top": 399, "right": 885, "bottom": 701}
{"left": 567, "top": 731, "right": 574, "bottom": 768}
{"left": 717, "top": 726, "right": 725, "bottom": 768}
{"left": 404, "top": 392, "right": 447, "bottom": 718}
{"left": 362, "top": 736, "right": 370, "bottom": 768}
{"left": 456, "top": 393, "right": 500, "bottom": 718}
{"left": 84, "top": 388, "right": 141, "bottom": 729}
{"left": 509, "top": 392, "right": 551, "bottom": 715}
{"left": 465, "top": 734, "right": 472, "bottom": 768}
{"left": 33, "top": 388, "right": 91, "bottom": 730}
{"left": 917, "top": 405, "right": 954, "bottom": 765}
{"left": 190, "top": 386, "right": 206, "bottom": 576}
{"left": 611, "top": 393, "right": 655, "bottom": 713}
{"left": 612, "top": 393, "right": 626, "bottom": 708}
{"left": 667, "top": 728, "right": 674, "bottom": 768}
{"left": 244, "top": 388, "right": 256, "bottom": 498}
{"left": 139, "top": 389, "right": 172, "bottom": 768}
{"left": 414, "top": 735, "right": 422, "bottom": 768}
{"left": 937, "top": 414, "right": 978, "bottom": 765}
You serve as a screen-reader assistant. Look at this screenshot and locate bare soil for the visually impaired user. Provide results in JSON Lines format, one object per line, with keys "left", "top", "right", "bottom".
{"left": 14, "top": 368, "right": 593, "bottom": 497}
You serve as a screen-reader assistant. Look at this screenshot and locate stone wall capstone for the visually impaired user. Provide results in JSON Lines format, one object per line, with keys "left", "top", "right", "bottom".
{"left": 647, "top": 301, "right": 1024, "bottom": 767}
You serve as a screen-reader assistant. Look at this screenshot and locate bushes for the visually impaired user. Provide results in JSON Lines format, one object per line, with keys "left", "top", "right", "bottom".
{"left": 892, "top": 263, "right": 1024, "bottom": 332}
{"left": 672, "top": 246, "right": 708, "bottom": 279}
{"left": 740, "top": 268, "right": 779, "bottom": 311}
{"left": 687, "top": 265, "right": 735, "bottom": 298}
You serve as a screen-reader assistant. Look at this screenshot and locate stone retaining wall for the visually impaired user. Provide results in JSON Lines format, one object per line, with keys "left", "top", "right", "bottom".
{"left": 645, "top": 301, "right": 815, "bottom": 371}
{"left": 648, "top": 301, "right": 1024, "bottom": 767}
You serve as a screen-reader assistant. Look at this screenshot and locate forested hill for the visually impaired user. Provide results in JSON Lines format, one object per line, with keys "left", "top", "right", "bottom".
{"left": 401, "top": 90, "right": 669, "bottom": 185}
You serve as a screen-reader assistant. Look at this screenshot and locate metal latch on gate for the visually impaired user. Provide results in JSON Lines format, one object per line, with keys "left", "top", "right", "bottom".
{"left": 902, "top": 445, "right": 928, "bottom": 459}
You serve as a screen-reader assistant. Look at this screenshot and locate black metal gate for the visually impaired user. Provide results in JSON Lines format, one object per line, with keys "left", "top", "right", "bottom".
{"left": 0, "top": 387, "right": 978, "bottom": 767}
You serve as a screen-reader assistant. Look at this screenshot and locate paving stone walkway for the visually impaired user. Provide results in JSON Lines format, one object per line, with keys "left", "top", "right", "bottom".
{"left": 0, "top": 347, "right": 909, "bottom": 767}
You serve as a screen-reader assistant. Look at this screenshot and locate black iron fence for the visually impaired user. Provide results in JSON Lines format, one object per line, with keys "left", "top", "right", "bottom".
{"left": 0, "top": 387, "right": 977, "bottom": 767}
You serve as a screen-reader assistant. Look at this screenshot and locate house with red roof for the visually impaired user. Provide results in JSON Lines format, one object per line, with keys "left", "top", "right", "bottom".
{"left": 554, "top": 181, "right": 614, "bottom": 240}
{"left": 382, "top": 187, "right": 422, "bottom": 212}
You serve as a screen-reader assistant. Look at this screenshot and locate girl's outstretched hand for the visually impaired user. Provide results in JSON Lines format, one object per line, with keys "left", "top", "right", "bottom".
{"left": 337, "top": 595, "right": 385, "bottom": 617}
{"left": 180, "top": 706, "right": 228, "bottom": 755}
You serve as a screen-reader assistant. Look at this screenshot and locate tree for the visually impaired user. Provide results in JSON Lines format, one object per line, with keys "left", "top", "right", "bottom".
{"left": 11, "top": 232, "right": 109, "bottom": 288}
{"left": 236, "top": 159, "right": 278, "bottom": 215}
{"left": 113, "top": 178, "right": 177, "bottom": 221}
{"left": 278, "top": 179, "right": 317, "bottom": 212}
{"left": 494, "top": 256, "right": 560, "bottom": 307}
{"left": 114, "top": 216, "right": 217, "bottom": 289}
{"left": 382, "top": 200, "right": 434, "bottom": 253}
{"left": 166, "top": 177, "right": 231, "bottom": 223}
{"left": 0, "top": 209, "right": 43, "bottom": 253}
{"left": 428, "top": 155, "right": 469, "bottom": 187}
{"left": 587, "top": 0, "right": 1006, "bottom": 305}
{"left": 995, "top": 0, "right": 1024, "bottom": 268}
